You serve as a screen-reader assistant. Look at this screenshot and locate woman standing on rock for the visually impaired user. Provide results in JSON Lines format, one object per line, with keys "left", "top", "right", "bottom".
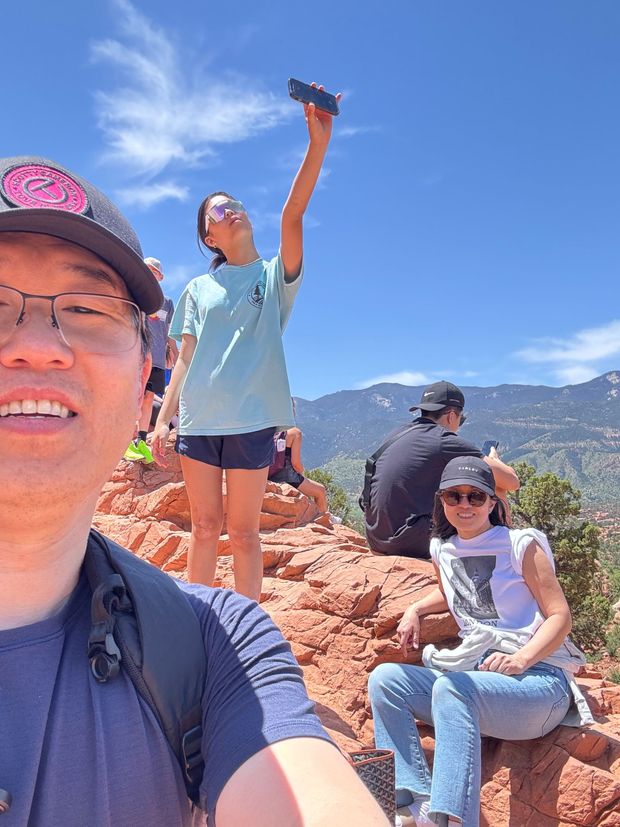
{"left": 368, "top": 456, "right": 591, "bottom": 827}
{"left": 152, "top": 84, "right": 340, "bottom": 602}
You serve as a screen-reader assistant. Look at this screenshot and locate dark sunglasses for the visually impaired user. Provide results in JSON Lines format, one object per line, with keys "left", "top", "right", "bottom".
{"left": 440, "top": 489, "right": 490, "bottom": 507}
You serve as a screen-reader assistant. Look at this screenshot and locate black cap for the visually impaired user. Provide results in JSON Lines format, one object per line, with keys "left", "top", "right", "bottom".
{"left": 409, "top": 380, "right": 465, "bottom": 412}
{"left": 439, "top": 456, "right": 496, "bottom": 497}
{"left": 0, "top": 156, "right": 163, "bottom": 314}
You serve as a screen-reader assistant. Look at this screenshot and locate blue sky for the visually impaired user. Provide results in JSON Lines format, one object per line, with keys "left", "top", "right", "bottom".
{"left": 2, "top": 0, "right": 619, "bottom": 399}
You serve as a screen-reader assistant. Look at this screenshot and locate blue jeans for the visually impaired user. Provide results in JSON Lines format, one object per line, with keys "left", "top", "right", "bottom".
{"left": 368, "top": 660, "right": 570, "bottom": 826}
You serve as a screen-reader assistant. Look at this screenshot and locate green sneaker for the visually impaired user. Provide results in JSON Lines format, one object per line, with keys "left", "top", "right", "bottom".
{"left": 135, "top": 439, "right": 154, "bottom": 464}
{"left": 123, "top": 441, "right": 145, "bottom": 462}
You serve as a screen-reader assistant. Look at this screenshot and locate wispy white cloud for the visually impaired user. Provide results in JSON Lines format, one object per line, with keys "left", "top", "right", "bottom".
{"left": 115, "top": 180, "right": 189, "bottom": 209}
{"left": 555, "top": 365, "right": 600, "bottom": 385}
{"left": 160, "top": 263, "right": 201, "bottom": 296}
{"left": 516, "top": 320, "right": 620, "bottom": 364}
{"left": 91, "top": 0, "right": 294, "bottom": 193}
{"left": 514, "top": 319, "right": 620, "bottom": 384}
{"left": 275, "top": 144, "right": 308, "bottom": 172}
{"left": 356, "top": 371, "right": 431, "bottom": 388}
{"left": 336, "top": 125, "right": 380, "bottom": 139}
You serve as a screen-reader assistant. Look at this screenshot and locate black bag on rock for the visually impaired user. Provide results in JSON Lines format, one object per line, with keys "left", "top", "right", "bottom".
{"left": 348, "top": 748, "right": 395, "bottom": 821}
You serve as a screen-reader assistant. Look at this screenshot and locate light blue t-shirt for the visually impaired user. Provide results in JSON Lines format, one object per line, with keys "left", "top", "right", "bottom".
{"left": 170, "top": 254, "right": 302, "bottom": 435}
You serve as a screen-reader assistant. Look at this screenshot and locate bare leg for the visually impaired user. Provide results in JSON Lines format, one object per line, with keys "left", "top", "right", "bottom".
{"left": 298, "top": 477, "right": 328, "bottom": 513}
{"left": 179, "top": 455, "right": 224, "bottom": 586}
{"left": 138, "top": 390, "right": 155, "bottom": 434}
{"left": 225, "top": 467, "right": 269, "bottom": 601}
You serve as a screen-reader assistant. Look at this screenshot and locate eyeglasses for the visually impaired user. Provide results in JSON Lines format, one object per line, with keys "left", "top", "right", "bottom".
{"left": 206, "top": 200, "right": 246, "bottom": 224}
{"left": 0, "top": 285, "right": 142, "bottom": 355}
{"left": 440, "top": 489, "right": 490, "bottom": 507}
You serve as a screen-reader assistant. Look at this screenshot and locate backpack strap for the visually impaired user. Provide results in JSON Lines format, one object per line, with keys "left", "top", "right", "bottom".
{"left": 84, "top": 529, "right": 206, "bottom": 806}
{"left": 359, "top": 422, "right": 418, "bottom": 512}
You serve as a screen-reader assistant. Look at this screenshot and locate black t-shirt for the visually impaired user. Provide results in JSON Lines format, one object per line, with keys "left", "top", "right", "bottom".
{"left": 364, "top": 418, "right": 482, "bottom": 556}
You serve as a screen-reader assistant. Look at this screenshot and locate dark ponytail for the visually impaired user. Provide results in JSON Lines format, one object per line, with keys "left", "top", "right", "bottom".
{"left": 196, "top": 190, "right": 235, "bottom": 272}
{"left": 430, "top": 492, "right": 509, "bottom": 541}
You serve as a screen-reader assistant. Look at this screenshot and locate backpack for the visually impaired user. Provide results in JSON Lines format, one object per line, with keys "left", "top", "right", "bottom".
{"left": 268, "top": 431, "right": 287, "bottom": 476}
{"left": 84, "top": 529, "right": 206, "bottom": 806}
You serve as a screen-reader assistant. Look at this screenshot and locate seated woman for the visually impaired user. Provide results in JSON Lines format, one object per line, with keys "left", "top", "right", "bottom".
{"left": 268, "top": 427, "right": 328, "bottom": 514}
{"left": 368, "top": 456, "right": 591, "bottom": 827}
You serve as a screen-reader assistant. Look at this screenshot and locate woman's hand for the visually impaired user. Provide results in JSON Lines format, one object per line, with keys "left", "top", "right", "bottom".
{"left": 303, "top": 83, "right": 342, "bottom": 149}
{"left": 165, "top": 340, "right": 179, "bottom": 370}
{"left": 151, "top": 422, "right": 171, "bottom": 466}
{"left": 479, "top": 651, "right": 529, "bottom": 675}
{"left": 397, "top": 605, "right": 422, "bottom": 656}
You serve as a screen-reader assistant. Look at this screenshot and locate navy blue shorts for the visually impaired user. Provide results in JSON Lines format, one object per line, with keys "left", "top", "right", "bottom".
{"left": 145, "top": 366, "right": 166, "bottom": 396}
{"left": 175, "top": 428, "right": 276, "bottom": 470}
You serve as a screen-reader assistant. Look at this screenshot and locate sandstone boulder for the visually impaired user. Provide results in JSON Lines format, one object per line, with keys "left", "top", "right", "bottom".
{"left": 94, "top": 433, "right": 620, "bottom": 824}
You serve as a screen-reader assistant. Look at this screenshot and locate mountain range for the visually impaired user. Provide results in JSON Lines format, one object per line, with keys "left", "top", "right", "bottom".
{"left": 294, "top": 371, "right": 620, "bottom": 512}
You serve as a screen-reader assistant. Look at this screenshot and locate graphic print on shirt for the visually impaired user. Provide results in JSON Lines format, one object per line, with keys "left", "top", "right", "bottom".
{"left": 247, "top": 280, "right": 266, "bottom": 308}
{"left": 449, "top": 555, "right": 499, "bottom": 624}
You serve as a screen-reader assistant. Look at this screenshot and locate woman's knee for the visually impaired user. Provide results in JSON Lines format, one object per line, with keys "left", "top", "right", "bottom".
{"left": 432, "top": 674, "right": 476, "bottom": 716}
{"left": 368, "top": 662, "right": 425, "bottom": 707}
{"left": 191, "top": 512, "right": 223, "bottom": 540}
{"left": 369, "top": 663, "right": 402, "bottom": 700}
{"left": 227, "top": 524, "right": 260, "bottom": 549}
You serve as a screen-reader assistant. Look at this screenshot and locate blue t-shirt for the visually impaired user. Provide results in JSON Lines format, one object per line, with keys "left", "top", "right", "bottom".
{"left": 147, "top": 295, "right": 175, "bottom": 369}
{"left": 0, "top": 568, "right": 330, "bottom": 826}
{"left": 169, "top": 254, "right": 301, "bottom": 435}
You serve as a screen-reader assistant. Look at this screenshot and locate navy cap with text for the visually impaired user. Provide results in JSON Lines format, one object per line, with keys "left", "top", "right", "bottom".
{"left": 439, "top": 456, "right": 496, "bottom": 497}
{"left": 0, "top": 156, "right": 163, "bottom": 314}
{"left": 409, "top": 380, "right": 465, "bottom": 412}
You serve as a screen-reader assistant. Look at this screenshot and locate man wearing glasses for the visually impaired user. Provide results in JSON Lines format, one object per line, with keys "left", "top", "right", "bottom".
{"left": 362, "top": 381, "right": 519, "bottom": 559}
{"left": 0, "top": 156, "right": 388, "bottom": 827}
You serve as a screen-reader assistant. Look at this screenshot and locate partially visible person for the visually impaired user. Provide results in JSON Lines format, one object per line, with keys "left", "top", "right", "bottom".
{"left": 268, "top": 427, "right": 328, "bottom": 514}
{"left": 361, "top": 381, "right": 519, "bottom": 559}
{"left": 485, "top": 443, "right": 514, "bottom": 523}
{"left": 368, "top": 456, "right": 591, "bottom": 827}
{"left": 124, "top": 256, "right": 177, "bottom": 463}
{"left": 152, "top": 84, "right": 340, "bottom": 601}
{"left": 150, "top": 392, "right": 179, "bottom": 431}
{"left": 0, "top": 154, "right": 388, "bottom": 827}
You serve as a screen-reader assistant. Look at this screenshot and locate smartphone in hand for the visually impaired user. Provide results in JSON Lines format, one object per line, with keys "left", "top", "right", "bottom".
{"left": 481, "top": 440, "right": 500, "bottom": 456}
{"left": 288, "top": 78, "right": 340, "bottom": 116}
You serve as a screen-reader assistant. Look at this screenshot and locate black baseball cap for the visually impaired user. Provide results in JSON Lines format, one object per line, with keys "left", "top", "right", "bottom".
{"left": 409, "top": 380, "right": 465, "bottom": 412}
{"left": 439, "top": 456, "right": 496, "bottom": 497}
{"left": 0, "top": 156, "right": 163, "bottom": 314}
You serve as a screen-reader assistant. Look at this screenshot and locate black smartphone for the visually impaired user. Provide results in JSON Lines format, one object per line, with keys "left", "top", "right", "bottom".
{"left": 288, "top": 78, "right": 340, "bottom": 116}
{"left": 481, "top": 440, "right": 499, "bottom": 456}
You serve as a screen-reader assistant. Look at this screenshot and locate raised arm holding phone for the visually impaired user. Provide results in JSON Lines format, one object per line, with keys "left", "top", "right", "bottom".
{"left": 152, "top": 82, "right": 343, "bottom": 603}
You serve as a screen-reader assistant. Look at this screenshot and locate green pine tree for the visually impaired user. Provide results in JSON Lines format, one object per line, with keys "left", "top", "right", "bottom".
{"left": 509, "top": 462, "right": 612, "bottom": 651}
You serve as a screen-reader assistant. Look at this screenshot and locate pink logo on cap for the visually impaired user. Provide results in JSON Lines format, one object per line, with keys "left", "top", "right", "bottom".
{"left": 2, "top": 164, "right": 88, "bottom": 214}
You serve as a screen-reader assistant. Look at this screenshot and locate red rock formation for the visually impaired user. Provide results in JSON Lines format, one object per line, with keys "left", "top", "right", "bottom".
{"left": 95, "top": 433, "right": 620, "bottom": 825}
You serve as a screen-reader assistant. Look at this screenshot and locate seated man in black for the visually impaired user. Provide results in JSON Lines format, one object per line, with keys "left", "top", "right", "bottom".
{"left": 362, "top": 381, "right": 519, "bottom": 559}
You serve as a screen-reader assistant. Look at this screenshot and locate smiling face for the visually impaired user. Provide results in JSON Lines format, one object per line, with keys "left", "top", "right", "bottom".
{"left": 0, "top": 232, "right": 150, "bottom": 510}
{"left": 440, "top": 485, "right": 496, "bottom": 539}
